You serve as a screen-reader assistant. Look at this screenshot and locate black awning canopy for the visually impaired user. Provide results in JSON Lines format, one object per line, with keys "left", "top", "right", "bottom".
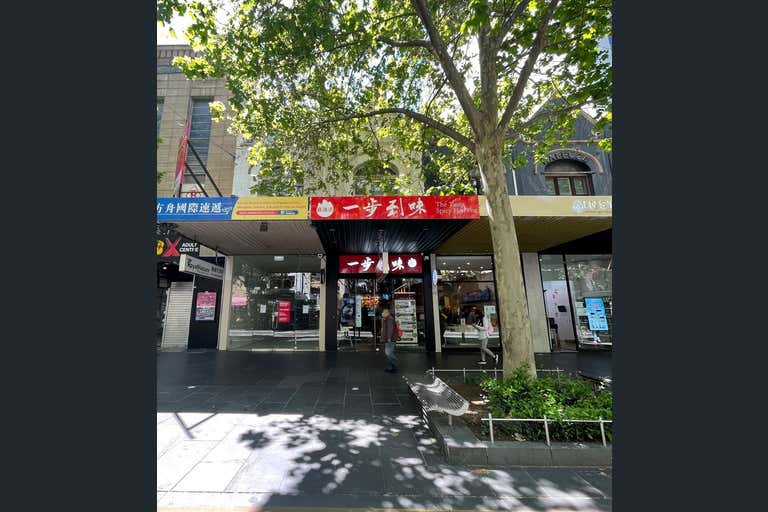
{"left": 312, "top": 219, "right": 470, "bottom": 254}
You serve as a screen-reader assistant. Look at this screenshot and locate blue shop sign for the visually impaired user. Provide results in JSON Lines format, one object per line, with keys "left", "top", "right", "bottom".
{"left": 156, "top": 197, "right": 237, "bottom": 221}
{"left": 584, "top": 297, "right": 609, "bottom": 331}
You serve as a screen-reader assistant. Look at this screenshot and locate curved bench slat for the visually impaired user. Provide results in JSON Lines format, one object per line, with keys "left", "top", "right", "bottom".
{"left": 406, "top": 377, "right": 469, "bottom": 417}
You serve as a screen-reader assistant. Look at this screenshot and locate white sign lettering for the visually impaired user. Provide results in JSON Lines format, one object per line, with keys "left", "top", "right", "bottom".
{"left": 179, "top": 254, "right": 224, "bottom": 280}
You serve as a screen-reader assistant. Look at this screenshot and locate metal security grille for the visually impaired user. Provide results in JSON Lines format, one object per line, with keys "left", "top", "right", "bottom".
{"left": 161, "top": 281, "right": 194, "bottom": 348}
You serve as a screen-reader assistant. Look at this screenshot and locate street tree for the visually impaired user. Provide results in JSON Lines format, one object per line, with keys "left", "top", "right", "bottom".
{"left": 158, "top": 0, "right": 612, "bottom": 376}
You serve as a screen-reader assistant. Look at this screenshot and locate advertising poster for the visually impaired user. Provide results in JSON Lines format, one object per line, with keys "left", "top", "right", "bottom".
{"left": 259, "top": 304, "right": 267, "bottom": 313}
{"left": 277, "top": 300, "right": 291, "bottom": 324}
{"left": 483, "top": 305, "right": 496, "bottom": 332}
{"left": 584, "top": 297, "right": 609, "bottom": 331}
{"left": 195, "top": 292, "right": 217, "bottom": 322}
{"left": 231, "top": 196, "right": 308, "bottom": 220}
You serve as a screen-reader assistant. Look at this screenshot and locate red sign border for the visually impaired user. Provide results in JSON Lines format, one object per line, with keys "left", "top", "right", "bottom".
{"left": 310, "top": 195, "right": 480, "bottom": 221}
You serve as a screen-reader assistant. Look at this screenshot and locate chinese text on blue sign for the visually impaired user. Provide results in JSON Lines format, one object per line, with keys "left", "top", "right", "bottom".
{"left": 156, "top": 197, "right": 237, "bottom": 221}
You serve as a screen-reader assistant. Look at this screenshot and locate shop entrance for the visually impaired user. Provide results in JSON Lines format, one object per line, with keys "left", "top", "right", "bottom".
{"left": 337, "top": 275, "right": 426, "bottom": 351}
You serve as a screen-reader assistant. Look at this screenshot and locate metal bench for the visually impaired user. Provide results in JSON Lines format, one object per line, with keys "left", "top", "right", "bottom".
{"left": 405, "top": 376, "right": 469, "bottom": 425}
{"left": 579, "top": 371, "right": 612, "bottom": 390}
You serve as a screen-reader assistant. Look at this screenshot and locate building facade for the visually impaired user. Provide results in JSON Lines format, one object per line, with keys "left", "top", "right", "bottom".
{"left": 156, "top": 45, "right": 237, "bottom": 349}
{"left": 156, "top": 45, "right": 236, "bottom": 198}
{"left": 155, "top": 44, "right": 612, "bottom": 355}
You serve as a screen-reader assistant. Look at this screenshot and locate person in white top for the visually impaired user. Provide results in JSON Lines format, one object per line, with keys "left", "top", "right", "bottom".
{"left": 474, "top": 314, "right": 499, "bottom": 366}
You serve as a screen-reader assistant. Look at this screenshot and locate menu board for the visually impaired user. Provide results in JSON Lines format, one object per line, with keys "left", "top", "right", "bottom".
{"left": 355, "top": 295, "right": 362, "bottom": 327}
{"left": 394, "top": 293, "right": 417, "bottom": 344}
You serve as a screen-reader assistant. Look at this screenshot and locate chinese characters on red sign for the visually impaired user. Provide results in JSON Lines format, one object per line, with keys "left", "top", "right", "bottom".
{"left": 311, "top": 196, "right": 480, "bottom": 220}
{"left": 339, "top": 254, "right": 422, "bottom": 274}
{"left": 277, "top": 300, "right": 292, "bottom": 324}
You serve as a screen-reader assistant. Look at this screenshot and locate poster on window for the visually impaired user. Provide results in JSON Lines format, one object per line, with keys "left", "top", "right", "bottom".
{"left": 483, "top": 305, "right": 496, "bottom": 333}
{"left": 277, "top": 300, "right": 291, "bottom": 324}
{"left": 355, "top": 295, "right": 362, "bottom": 327}
{"left": 195, "top": 292, "right": 217, "bottom": 322}
{"left": 584, "top": 297, "right": 609, "bottom": 331}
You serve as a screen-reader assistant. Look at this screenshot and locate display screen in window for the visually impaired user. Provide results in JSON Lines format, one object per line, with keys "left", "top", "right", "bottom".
{"left": 195, "top": 291, "right": 217, "bottom": 321}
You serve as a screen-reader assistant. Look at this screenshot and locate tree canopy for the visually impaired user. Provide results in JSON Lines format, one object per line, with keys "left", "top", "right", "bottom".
{"left": 157, "top": 0, "right": 612, "bottom": 375}
{"left": 158, "top": 0, "right": 611, "bottom": 196}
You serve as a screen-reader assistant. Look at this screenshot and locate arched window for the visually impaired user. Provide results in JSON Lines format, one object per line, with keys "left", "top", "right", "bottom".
{"left": 353, "top": 160, "right": 398, "bottom": 195}
{"left": 543, "top": 159, "right": 592, "bottom": 196}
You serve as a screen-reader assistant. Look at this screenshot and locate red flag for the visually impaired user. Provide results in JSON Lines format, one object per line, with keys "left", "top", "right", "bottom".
{"left": 174, "top": 119, "right": 191, "bottom": 195}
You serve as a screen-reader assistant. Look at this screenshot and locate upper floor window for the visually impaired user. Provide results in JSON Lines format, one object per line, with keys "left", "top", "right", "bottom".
{"left": 185, "top": 99, "right": 213, "bottom": 184}
{"left": 353, "top": 160, "right": 398, "bottom": 195}
{"left": 543, "top": 159, "right": 592, "bottom": 196}
{"left": 156, "top": 98, "right": 164, "bottom": 139}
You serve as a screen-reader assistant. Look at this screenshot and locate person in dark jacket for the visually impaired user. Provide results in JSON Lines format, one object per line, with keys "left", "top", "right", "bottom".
{"left": 380, "top": 307, "right": 399, "bottom": 373}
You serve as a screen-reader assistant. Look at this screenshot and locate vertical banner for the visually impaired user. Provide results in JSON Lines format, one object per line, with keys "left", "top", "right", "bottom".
{"left": 174, "top": 118, "right": 191, "bottom": 196}
{"left": 277, "top": 300, "right": 292, "bottom": 324}
{"left": 355, "top": 295, "right": 362, "bottom": 328}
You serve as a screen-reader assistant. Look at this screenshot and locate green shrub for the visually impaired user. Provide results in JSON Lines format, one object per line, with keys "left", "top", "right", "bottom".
{"left": 479, "top": 365, "right": 612, "bottom": 443}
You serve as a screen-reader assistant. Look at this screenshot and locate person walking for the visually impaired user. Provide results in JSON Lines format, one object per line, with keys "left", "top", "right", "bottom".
{"left": 380, "top": 307, "right": 399, "bottom": 373}
{"left": 475, "top": 315, "right": 498, "bottom": 366}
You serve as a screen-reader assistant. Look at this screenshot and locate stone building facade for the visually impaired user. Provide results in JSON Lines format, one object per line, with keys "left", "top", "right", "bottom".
{"left": 156, "top": 45, "right": 236, "bottom": 198}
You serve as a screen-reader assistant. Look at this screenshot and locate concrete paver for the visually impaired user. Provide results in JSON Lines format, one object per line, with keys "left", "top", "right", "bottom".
{"left": 157, "top": 351, "right": 612, "bottom": 510}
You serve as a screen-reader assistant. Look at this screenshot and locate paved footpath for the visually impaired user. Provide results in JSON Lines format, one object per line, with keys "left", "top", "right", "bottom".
{"left": 157, "top": 353, "right": 611, "bottom": 511}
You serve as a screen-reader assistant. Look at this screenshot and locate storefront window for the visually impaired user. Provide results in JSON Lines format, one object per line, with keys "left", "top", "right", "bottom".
{"left": 565, "top": 255, "right": 613, "bottom": 346}
{"left": 228, "top": 255, "right": 321, "bottom": 351}
{"left": 337, "top": 276, "right": 426, "bottom": 350}
{"left": 540, "top": 254, "right": 577, "bottom": 351}
{"left": 436, "top": 255, "right": 500, "bottom": 349}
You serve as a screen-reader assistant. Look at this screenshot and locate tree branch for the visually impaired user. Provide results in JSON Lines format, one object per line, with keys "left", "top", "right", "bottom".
{"left": 479, "top": 14, "right": 498, "bottom": 120}
{"left": 319, "top": 108, "right": 475, "bottom": 151}
{"left": 497, "top": 0, "right": 560, "bottom": 135}
{"left": 497, "top": 1, "right": 529, "bottom": 44}
{"left": 411, "top": 0, "right": 481, "bottom": 134}
{"left": 377, "top": 36, "right": 433, "bottom": 52}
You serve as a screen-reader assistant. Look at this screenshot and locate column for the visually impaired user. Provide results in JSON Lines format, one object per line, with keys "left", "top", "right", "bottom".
{"left": 217, "top": 255, "right": 234, "bottom": 351}
{"left": 318, "top": 255, "right": 327, "bottom": 351}
{"left": 422, "top": 253, "right": 437, "bottom": 352}
{"left": 522, "top": 253, "right": 551, "bottom": 353}
{"left": 323, "top": 251, "right": 339, "bottom": 351}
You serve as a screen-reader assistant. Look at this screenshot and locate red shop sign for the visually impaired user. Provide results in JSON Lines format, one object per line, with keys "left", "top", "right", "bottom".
{"left": 277, "top": 300, "right": 291, "bottom": 324}
{"left": 311, "top": 195, "right": 479, "bottom": 220}
{"left": 339, "top": 254, "right": 422, "bottom": 274}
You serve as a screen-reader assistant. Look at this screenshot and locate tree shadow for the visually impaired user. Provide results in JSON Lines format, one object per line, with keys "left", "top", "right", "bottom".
{"left": 157, "top": 351, "right": 612, "bottom": 510}
{"left": 184, "top": 410, "right": 612, "bottom": 511}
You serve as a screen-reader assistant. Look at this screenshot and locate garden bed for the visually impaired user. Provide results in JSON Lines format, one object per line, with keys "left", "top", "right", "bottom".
{"left": 451, "top": 368, "right": 613, "bottom": 445}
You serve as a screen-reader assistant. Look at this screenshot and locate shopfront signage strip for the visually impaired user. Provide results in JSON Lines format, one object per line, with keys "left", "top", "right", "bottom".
{"left": 339, "top": 254, "right": 422, "bottom": 274}
{"left": 179, "top": 254, "right": 224, "bottom": 280}
{"left": 157, "top": 197, "right": 308, "bottom": 221}
{"left": 311, "top": 196, "right": 480, "bottom": 220}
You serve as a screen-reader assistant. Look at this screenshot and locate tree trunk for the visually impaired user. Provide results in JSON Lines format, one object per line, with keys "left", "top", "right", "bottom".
{"left": 476, "top": 138, "right": 537, "bottom": 378}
